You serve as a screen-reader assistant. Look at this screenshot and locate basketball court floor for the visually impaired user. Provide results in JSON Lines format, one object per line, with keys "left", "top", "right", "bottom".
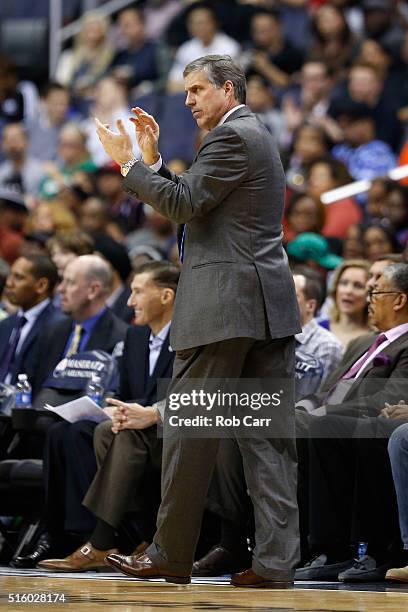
{"left": 1, "top": 567, "right": 408, "bottom": 611}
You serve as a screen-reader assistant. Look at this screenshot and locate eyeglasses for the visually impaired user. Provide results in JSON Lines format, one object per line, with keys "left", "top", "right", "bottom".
{"left": 367, "top": 291, "right": 402, "bottom": 301}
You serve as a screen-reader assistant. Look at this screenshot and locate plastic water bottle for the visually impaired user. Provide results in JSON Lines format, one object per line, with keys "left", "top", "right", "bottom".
{"left": 15, "top": 374, "right": 32, "bottom": 408}
{"left": 86, "top": 374, "right": 104, "bottom": 406}
{"left": 357, "top": 542, "right": 368, "bottom": 559}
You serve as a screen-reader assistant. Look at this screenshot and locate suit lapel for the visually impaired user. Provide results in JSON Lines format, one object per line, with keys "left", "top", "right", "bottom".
{"left": 358, "top": 330, "right": 408, "bottom": 377}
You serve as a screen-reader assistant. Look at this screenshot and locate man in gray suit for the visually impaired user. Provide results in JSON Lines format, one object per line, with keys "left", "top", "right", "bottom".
{"left": 95, "top": 54, "right": 301, "bottom": 588}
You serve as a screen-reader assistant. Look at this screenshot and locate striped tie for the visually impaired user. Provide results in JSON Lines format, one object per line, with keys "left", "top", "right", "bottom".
{"left": 66, "top": 324, "right": 82, "bottom": 357}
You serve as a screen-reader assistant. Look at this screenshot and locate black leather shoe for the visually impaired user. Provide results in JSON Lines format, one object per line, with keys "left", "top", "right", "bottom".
{"left": 10, "top": 533, "right": 57, "bottom": 569}
{"left": 192, "top": 545, "right": 252, "bottom": 576}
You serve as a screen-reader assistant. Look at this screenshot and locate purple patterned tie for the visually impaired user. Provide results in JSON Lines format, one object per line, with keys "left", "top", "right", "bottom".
{"left": 343, "top": 333, "right": 387, "bottom": 379}
{"left": 0, "top": 315, "right": 27, "bottom": 382}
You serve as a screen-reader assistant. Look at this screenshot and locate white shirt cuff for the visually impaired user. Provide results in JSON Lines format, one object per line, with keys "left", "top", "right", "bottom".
{"left": 150, "top": 155, "right": 162, "bottom": 172}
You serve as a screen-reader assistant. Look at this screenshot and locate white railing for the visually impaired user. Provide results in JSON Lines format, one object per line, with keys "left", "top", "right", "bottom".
{"left": 321, "top": 165, "right": 408, "bottom": 204}
{"left": 49, "top": 0, "right": 137, "bottom": 78}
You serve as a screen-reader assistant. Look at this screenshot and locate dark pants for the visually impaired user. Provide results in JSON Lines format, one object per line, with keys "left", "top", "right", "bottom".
{"left": 43, "top": 420, "right": 97, "bottom": 534}
{"left": 308, "top": 415, "right": 402, "bottom": 557}
{"left": 147, "top": 336, "right": 299, "bottom": 580}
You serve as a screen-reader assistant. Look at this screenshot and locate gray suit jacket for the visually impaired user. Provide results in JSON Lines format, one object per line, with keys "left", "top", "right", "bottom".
{"left": 124, "top": 106, "right": 300, "bottom": 350}
{"left": 304, "top": 331, "right": 408, "bottom": 417}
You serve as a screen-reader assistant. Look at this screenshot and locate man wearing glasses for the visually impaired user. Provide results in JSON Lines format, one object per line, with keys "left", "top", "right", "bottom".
{"left": 296, "top": 262, "right": 408, "bottom": 583}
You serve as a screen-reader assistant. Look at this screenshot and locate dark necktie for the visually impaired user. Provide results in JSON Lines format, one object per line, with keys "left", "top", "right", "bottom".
{"left": 179, "top": 226, "right": 186, "bottom": 262}
{"left": 343, "top": 333, "right": 387, "bottom": 379}
{"left": 325, "top": 333, "right": 387, "bottom": 404}
{"left": 0, "top": 315, "right": 27, "bottom": 382}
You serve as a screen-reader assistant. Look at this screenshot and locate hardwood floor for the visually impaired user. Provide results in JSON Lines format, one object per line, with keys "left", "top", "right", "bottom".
{"left": 1, "top": 574, "right": 408, "bottom": 611}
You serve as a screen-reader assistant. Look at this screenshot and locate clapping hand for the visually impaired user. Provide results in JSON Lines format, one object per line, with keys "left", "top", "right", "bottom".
{"left": 129, "top": 107, "right": 160, "bottom": 165}
{"left": 95, "top": 117, "right": 135, "bottom": 166}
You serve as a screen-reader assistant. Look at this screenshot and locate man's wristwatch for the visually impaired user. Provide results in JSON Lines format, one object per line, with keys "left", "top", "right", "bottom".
{"left": 120, "top": 157, "right": 139, "bottom": 177}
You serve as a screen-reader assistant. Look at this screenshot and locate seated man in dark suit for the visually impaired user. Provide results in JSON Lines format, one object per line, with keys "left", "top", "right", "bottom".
{"left": 29, "top": 254, "right": 128, "bottom": 404}
{"left": 296, "top": 262, "right": 408, "bottom": 582}
{"left": 0, "top": 254, "right": 62, "bottom": 387}
{"left": 14, "top": 261, "right": 179, "bottom": 569}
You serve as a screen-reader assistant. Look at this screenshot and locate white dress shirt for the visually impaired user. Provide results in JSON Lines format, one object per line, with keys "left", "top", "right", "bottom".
{"left": 149, "top": 320, "right": 171, "bottom": 376}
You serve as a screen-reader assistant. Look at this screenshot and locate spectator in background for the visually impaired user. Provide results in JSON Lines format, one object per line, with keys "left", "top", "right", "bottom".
{"left": 167, "top": 4, "right": 240, "bottom": 92}
{"left": 329, "top": 62, "right": 403, "bottom": 151}
{"left": 143, "top": 0, "right": 183, "bottom": 42}
{"left": 309, "top": 4, "right": 357, "bottom": 80}
{"left": 342, "top": 224, "right": 365, "bottom": 260}
{"left": 79, "top": 197, "right": 124, "bottom": 243}
{"left": 366, "top": 178, "right": 393, "bottom": 220}
{"left": 293, "top": 268, "right": 344, "bottom": 396}
{"left": 243, "top": 9, "right": 303, "bottom": 92}
{"left": 0, "top": 190, "right": 28, "bottom": 265}
{"left": 0, "top": 123, "right": 44, "bottom": 197}
{"left": 282, "top": 61, "right": 334, "bottom": 143}
{"left": 40, "top": 123, "right": 96, "bottom": 200}
{"left": 284, "top": 193, "right": 326, "bottom": 244}
{"left": 381, "top": 184, "right": 408, "bottom": 248}
{"left": 47, "top": 230, "right": 95, "bottom": 280}
{"left": 362, "top": 0, "right": 405, "bottom": 54}
{"left": 27, "top": 82, "right": 71, "bottom": 162}
{"left": 26, "top": 201, "right": 77, "bottom": 239}
{"left": 92, "top": 233, "right": 134, "bottom": 324}
{"left": 245, "top": 74, "right": 289, "bottom": 149}
{"left": 285, "top": 124, "right": 331, "bottom": 191}
{"left": 94, "top": 164, "right": 145, "bottom": 235}
{"left": 331, "top": 103, "right": 396, "bottom": 181}
{"left": 82, "top": 76, "right": 140, "bottom": 166}
{"left": 320, "top": 259, "right": 371, "bottom": 348}
{"left": 362, "top": 222, "right": 401, "bottom": 261}
{"left": 306, "top": 156, "right": 362, "bottom": 240}
{"left": 0, "top": 54, "right": 39, "bottom": 124}
{"left": 110, "top": 7, "right": 171, "bottom": 95}
{"left": 56, "top": 10, "right": 114, "bottom": 101}
{"left": 286, "top": 233, "right": 343, "bottom": 279}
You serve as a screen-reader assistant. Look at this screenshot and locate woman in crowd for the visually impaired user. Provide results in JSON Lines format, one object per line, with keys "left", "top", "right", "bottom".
{"left": 55, "top": 10, "right": 114, "bottom": 100}
{"left": 362, "top": 222, "right": 401, "bottom": 262}
{"left": 284, "top": 192, "right": 325, "bottom": 243}
{"left": 320, "top": 259, "right": 371, "bottom": 348}
{"left": 309, "top": 4, "right": 357, "bottom": 80}
{"left": 306, "top": 156, "right": 362, "bottom": 240}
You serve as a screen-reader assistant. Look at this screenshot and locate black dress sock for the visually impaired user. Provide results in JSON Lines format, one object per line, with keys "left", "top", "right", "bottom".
{"left": 219, "top": 518, "right": 248, "bottom": 555}
{"left": 89, "top": 519, "right": 117, "bottom": 551}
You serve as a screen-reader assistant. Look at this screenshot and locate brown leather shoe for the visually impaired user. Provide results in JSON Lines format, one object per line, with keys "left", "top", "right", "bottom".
{"left": 38, "top": 542, "right": 118, "bottom": 571}
{"left": 193, "top": 545, "right": 251, "bottom": 576}
{"left": 231, "top": 568, "right": 294, "bottom": 588}
{"left": 105, "top": 552, "right": 191, "bottom": 584}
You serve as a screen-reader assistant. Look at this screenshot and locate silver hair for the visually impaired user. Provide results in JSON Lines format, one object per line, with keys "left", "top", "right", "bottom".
{"left": 381, "top": 263, "right": 408, "bottom": 294}
{"left": 183, "top": 55, "right": 246, "bottom": 104}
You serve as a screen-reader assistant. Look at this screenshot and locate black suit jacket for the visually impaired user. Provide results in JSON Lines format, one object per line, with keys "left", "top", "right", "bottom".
{"left": 119, "top": 324, "right": 174, "bottom": 406}
{"left": 308, "top": 331, "right": 408, "bottom": 417}
{"left": 30, "top": 308, "right": 129, "bottom": 398}
{"left": 0, "top": 301, "right": 65, "bottom": 386}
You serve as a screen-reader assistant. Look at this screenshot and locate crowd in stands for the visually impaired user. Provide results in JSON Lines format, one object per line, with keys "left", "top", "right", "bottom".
{"left": 1, "top": 0, "right": 408, "bottom": 586}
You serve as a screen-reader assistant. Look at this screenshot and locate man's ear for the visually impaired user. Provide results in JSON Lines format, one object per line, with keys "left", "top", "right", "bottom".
{"left": 161, "top": 288, "right": 175, "bottom": 305}
{"left": 35, "top": 277, "right": 49, "bottom": 296}
{"left": 395, "top": 292, "right": 408, "bottom": 311}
